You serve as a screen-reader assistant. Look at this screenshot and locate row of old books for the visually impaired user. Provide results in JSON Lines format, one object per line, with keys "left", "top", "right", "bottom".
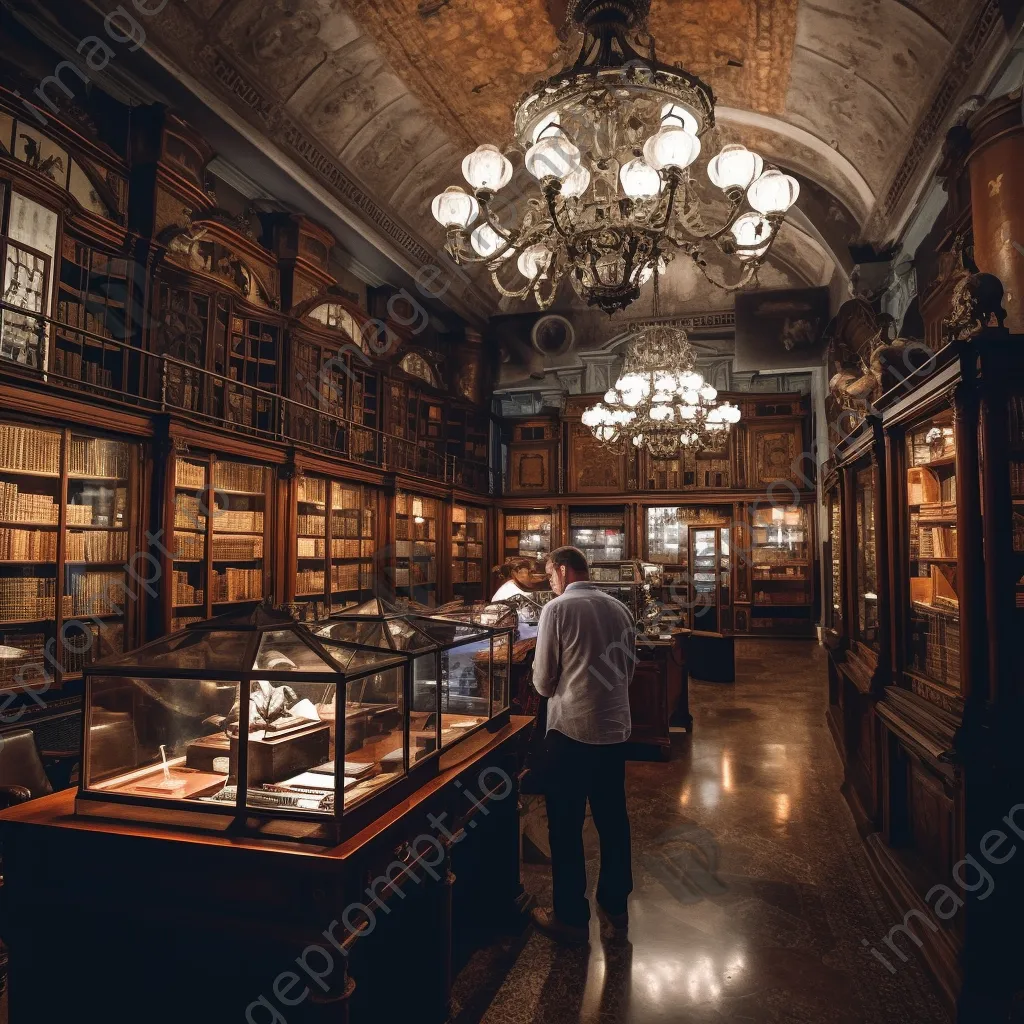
{"left": 298, "top": 538, "right": 326, "bottom": 559}
{"left": 212, "top": 568, "right": 263, "bottom": 602}
{"left": 451, "top": 562, "right": 483, "bottom": 584}
{"left": 1008, "top": 395, "right": 1024, "bottom": 441}
{"left": 450, "top": 542, "right": 483, "bottom": 559}
{"left": 0, "top": 483, "right": 59, "bottom": 523}
{"left": 0, "top": 527, "right": 57, "bottom": 560}
{"left": 505, "top": 514, "right": 549, "bottom": 532}
{"left": 1014, "top": 512, "right": 1024, "bottom": 552}
{"left": 213, "top": 462, "right": 265, "bottom": 493}
{"left": 65, "top": 530, "right": 129, "bottom": 562}
{"left": 297, "top": 514, "right": 326, "bottom": 536}
{"left": 212, "top": 535, "right": 263, "bottom": 560}
{"left": 918, "top": 525, "right": 957, "bottom": 559}
{"left": 55, "top": 351, "right": 114, "bottom": 391}
{"left": 296, "top": 569, "right": 325, "bottom": 596}
{"left": 68, "top": 437, "right": 129, "bottom": 479}
{"left": 212, "top": 509, "right": 263, "bottom": 533}
{"left": 173, "top": 533, "right": 204, "bottom": 560}
{"left": 0, "top": 579, "right": 67, "bottom": 622}
{"left": 331, "top": 539, "right": 369, "bottom": 559}
{"left": 175, "top": 460, "right": 207, "bottom": 490}
{"left": 174, "top": 493, "right": 206, "bottom": 530}
{"left": 171, "top": 570, "right": 203, "bottom": 606}
{"left": 330, "top": 564, "right": 360, "bottom": 591}
{"left": 0, "top": 425, "right": 60, "bottom": 475}
{"left": 68, "top": 571, "right": 125, "bottom": 616}
{"left": 297, "top": 477, "right": 326, "bottom": 504}
{"left": 331, "top": 510, "right": 372, "bottom": 538}
{"left": 570, "top": 512, "right": 625, "bottom": 528}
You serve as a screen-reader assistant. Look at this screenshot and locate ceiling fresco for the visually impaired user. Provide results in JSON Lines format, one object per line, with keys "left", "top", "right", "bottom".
{"left": 68, "top": 0, "right": 1012, "bottom": 318}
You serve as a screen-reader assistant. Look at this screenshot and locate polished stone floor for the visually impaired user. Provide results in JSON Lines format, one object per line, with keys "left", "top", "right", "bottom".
{"left": 451, "top": 639, "right": 951, "bottom": 1024}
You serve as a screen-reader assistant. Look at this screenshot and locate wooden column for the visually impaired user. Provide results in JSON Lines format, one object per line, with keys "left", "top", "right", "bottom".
{"left": 884, "top": 427, "right": 906, "bottom": 682}
{"left": 840, "top": 464, "right": 857, "bottom": 648}
{"left": 967, "top": 93, "right": 1024, "bottom": 333}
{"left": 869, "top": 419, "right": 891, "bottom": 690}
{"left": 952, "top": 347, "right": 987, "bottom": 702}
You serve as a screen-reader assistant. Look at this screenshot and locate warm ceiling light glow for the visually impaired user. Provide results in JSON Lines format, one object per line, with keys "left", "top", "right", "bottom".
{"left": 429, "top": 1, "right": 792, "bottom": 314}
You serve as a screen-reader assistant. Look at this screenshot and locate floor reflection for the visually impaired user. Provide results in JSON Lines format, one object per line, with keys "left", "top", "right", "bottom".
{"left": 453, "top": 640, "right": 951, "bottom": 1024}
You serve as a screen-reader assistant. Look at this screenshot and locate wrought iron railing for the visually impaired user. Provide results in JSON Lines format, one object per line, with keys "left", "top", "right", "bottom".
{"left": 0, "top": 302, "right": 493, "bottom": 491}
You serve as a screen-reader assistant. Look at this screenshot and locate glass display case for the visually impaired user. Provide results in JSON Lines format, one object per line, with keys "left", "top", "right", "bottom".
{"left": 690, "top": 526, "right": 731, "bottom": 634}
{"left": 502, "top": 510, "right": 551, "bottom": 563}
{"left": 905, "top": 416, "right": 958, "bottom": 686}
{"left": 749, "top": 504, "right": 813, "bottom": 636}
{"left": 569, "top": 507, "right": 626, "bottom": 563}
{"left": 79, "top": 601, "right": 513, "bottom": 842}
{"left": 395, "top": 491, "right": 437, "bottom": 605}
{"left": 644, "top": 506, "right": 728, "bottom": 631}
{"left": 315, "top": 598, "right": 513, "bottom": 751}
{"left": 589, "top": 560, "right": 655, "bottom": 628}
{"left": 451, "top": 504, "right": 486, "bottom": 603}
{"left": 854, "top": 464, "right": 880, "bottom": 650}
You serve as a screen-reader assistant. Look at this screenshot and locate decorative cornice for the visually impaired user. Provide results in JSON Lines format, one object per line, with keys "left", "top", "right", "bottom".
{"left": 878, "top": 0, "right": 1003, "bottom": 225}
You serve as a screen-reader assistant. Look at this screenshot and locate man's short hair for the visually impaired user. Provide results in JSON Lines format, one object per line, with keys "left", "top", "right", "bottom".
{"left": 546, "top": 545, "right": 589, "bottom": 574}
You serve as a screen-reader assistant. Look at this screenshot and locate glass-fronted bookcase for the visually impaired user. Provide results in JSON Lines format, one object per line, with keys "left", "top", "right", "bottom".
{"left": 904, "top": 414, "right": 959, "bottom": 689}
{"left": 748, "top": 504, "right": 813, "bottom": 636}
{"left": 293, "top": 475, "right": 378, "bottom": 616}
{"left": 451, "top": 504, "right": 486, "bottom": 603}
{"left": 644, "top": 505, "right": 732, "bottom": 632}
{"left": 395, "top": 491, "right": 438, "bottom": 606}
{"left": 167, "top": 451, "right": 270, "bottom": 632}
{"left": 0, "top": 420, "right": 141, "bottom": 691}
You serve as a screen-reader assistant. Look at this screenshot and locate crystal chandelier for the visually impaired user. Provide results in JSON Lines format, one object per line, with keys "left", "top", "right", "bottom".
{"left": 581, "top": 312, "right": 741, "bottom": 456}
{"left": 429, "top": 0, "right": 800, "bottom": 315}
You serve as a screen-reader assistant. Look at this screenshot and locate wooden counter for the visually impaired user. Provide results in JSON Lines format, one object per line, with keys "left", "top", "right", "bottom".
{"left": 628, "top": 630, "right": 690, "bottom": 760}
{"left": 0, "top": 718, "right": 534, "bottom": 1024}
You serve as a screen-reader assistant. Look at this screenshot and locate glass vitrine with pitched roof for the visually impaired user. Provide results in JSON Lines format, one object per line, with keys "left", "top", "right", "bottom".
{"left": 315, "top": 597, "right": 514, "bottom": 754}
{"left": 79, "top": 605, "right": 417, "bottom": 841}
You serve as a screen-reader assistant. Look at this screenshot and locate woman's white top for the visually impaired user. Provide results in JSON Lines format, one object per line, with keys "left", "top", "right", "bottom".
{"left": 491, "top": 580, "right": 539, "bottom": 639}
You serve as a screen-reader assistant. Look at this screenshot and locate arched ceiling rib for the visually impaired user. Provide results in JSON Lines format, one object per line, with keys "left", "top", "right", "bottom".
{"left": 70, "top": 0, "right": 1002, "bottom": 315}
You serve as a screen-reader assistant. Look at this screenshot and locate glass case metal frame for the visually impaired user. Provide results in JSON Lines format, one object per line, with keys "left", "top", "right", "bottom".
{"left": 78, "top": 602, "right": 513, "bottom": 843}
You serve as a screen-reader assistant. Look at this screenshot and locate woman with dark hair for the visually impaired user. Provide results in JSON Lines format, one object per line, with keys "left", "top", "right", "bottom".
{"left": 491, "top": 555, "right": 540, "bottom": 602}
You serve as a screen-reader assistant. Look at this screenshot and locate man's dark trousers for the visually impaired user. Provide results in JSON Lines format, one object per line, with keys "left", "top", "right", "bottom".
{"left": 544, "top": 728, "right": 633, "bottom": 927}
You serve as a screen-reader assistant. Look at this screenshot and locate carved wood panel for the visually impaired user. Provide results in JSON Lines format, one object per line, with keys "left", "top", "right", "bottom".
{"left": 751, "top": 423, "right": 803, "bottom": 486}
{"left": 508, "top": 444, "right": 555, "bottom": 494}
{"left": 569, "top": 423, "right": 626, "bottom": 492}
{"left": 908, "top": 758, "right": 955, "bottom": 881}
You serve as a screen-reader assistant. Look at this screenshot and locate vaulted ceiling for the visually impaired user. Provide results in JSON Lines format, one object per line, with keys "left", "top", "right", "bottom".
{"left": 75, "top": 0, "right": 1010, "bottom": 317}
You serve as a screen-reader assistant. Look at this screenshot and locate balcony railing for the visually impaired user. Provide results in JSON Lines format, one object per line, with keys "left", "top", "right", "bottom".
{"left": 0, "top": 302, "right": 493, "bottom": 491}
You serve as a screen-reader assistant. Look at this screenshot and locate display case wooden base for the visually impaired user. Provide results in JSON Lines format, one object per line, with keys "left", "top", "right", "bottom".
{"left": 0, "top": 718, "right": 533, "bottom": 1024}
{"left": 627, "top": 632, "right": 689, "bottom": 761}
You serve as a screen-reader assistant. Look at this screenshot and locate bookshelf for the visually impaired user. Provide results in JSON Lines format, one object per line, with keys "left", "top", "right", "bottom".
{"left": 0, "top": 421, "right": 140, "bottom": 690}
{"left": 55, "top": 239, "right": 134, "bottom": 394}
{"left": 1011, "top": 397, "right": 1024, "bottom": 621}
{"left": 905, "top": 416, "right": 959, "bottom": 688}
{"left": 451, "top": 504, "right": 486, "bottom": 603}
{"left": 749, "top": 505, "right": 813, "bottom": 636}
{"left": 290, "top": 477, "right": 378, "bottom": 614}
{"left": 395, "top": 491, "right": 437, "bottom": 606}
{"left": 331, "top": 482, "right": 377, "bottom": 613}
{"left": 502, "top": 510, "right": 551, "bottom": 564}
{"left": 349, "top": 365, "right": 379, "bottom": 463}
{"left": 166, "top": 451, "right": 270, "bottom": 629}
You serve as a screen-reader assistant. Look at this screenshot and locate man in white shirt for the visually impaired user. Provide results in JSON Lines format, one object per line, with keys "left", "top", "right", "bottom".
{"left": 530, "top": 545, "right": 636, "bottom": 944}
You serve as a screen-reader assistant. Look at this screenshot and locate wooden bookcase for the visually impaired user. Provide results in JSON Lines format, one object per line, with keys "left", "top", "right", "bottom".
{"left": 0, "top": 419, "right": 142, "bottom": 691}
{"left": 451, "top": 504, "right": 487, "bottom": 604}
{"left": 165, "top": 450, "right": 271, "bottom": 632}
